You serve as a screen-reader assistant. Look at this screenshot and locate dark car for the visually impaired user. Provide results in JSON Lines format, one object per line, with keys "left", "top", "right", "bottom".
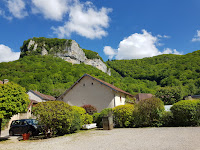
{"left": 9, "top": 119, "right": 43, "bottom": 136}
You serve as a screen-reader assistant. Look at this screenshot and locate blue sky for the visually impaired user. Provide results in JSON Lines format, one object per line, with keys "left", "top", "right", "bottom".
{"left": 1, "top": 0, "right": 200, "bottom": 62}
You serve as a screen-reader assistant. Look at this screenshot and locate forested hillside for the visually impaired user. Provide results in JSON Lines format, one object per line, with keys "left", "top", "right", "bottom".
{"left": 1, "top": 39, "right": 200, "bottom": 99}
{"left": 107, "top": 50, "right": 200, "bottom": 97}
{"left": 0, "top": 55, "right": 158, "bottom": 97}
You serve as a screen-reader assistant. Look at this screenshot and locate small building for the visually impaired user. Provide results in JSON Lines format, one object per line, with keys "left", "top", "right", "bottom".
{"left": 57, "top": 74, "right": 134, "bottom": 112}
{"left": 134, "top": 93, "right": 153, "bottom": 102}
{"left": 184, "top": 95, "right": 200, "bottom": 100}
{"left": 27, "top": 90, "right": 56, "bottom": 103}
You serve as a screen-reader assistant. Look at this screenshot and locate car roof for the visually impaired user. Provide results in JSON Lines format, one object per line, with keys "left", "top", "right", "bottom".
{"left": 12, "top": 119, "right": 36, "bottom": 122}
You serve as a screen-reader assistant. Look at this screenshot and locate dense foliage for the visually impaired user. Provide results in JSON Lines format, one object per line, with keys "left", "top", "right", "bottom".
{"left": 0, "top": 55, "right": 121, "bottom": 97}
{"left": 72, "top": 106, "right": 93, "bottom": 125}
{"left": 0, "top": 82, "right": 29, "bottom": 119}
{"left": 33, "top": 101, "right": 74, "bottom": 136}
{"left": 20, "top": 37, "right": 70, "bottom": 58}
{"left": 82, "top": 49, "right": 103, "bottom": 61}
{"left": 133, "top": 97, "right": 165, "bottom": 127}
{"left": 113, "top": 104, "right": 134, "bottom": 128}
{"left": 107, "top": 51, "right": 200, "bottom": 97}
{"left": 155, "top": 86, "right": 183, "bottom": 104}
{"left": 170, "top": 100, "right": 200, "bottom": 126}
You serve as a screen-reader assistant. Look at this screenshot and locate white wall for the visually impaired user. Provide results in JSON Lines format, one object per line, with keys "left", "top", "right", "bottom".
{"left": 114, "top": 93, "right": 126, "bottom": 106}
{"left": 27, "top": 91, "right": 43, "bottom": 102}
{"left": 62, "top": 76, "right": 126, "bottom": 112}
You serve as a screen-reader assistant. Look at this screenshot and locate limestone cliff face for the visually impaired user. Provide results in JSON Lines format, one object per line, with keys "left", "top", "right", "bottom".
{"left": 22, "top": 38, "right": 111, "bottom": 75}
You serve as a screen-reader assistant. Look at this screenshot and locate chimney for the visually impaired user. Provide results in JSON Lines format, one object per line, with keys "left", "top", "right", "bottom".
{"left": 3, "top": 79, "right": 9, "bottom": 84}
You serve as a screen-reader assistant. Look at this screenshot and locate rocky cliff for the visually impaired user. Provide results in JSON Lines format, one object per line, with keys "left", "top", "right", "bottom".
{"left": 20, "top": 37, "right": 111, "bottom": 75}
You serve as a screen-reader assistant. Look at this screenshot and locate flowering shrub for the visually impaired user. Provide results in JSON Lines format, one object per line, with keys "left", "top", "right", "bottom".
{"left": 82, "top": 104, "right": 97, "bottom": 115}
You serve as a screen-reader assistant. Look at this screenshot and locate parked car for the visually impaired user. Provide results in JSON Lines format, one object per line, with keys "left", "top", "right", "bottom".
{"left": 9, "top": 119, "right": 43, "bottom": 136}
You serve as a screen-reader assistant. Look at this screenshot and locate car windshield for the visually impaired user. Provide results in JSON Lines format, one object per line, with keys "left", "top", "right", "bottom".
{"left": 26, "top": 119, "right": 39, "bottom": 125}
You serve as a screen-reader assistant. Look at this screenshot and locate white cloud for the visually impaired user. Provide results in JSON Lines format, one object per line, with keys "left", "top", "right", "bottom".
{"left": 162, "top": 48, "right": 182, "bottom": 55}
{"left": 7, "top": 0, "right": 28, "bottom": 19}
{"left": 192, "top": 30, "right": 200, "bottom": 42}
{"left": 104, "top": 30, "right": 182, "bottom": 60}
{"left": 31, "top": 0, "right": 70, "bottom": 21}
{"left": 0, "top": 44, "right": 20, "bottom": 62}
{"left": 103, "top": 46, "right": 117, "bottom": 59}
{"left": 52, "top": 1, "right": 112, "bottom": 39}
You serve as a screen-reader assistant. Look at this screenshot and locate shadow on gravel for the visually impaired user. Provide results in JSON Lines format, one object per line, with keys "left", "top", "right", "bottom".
{"left": 0, "top": 136, "right": 10, "bottom": 141}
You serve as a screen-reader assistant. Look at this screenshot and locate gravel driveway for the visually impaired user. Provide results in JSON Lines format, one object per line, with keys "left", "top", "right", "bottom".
{"left": 1, "top": 127, "right": 200, "bottom": 150}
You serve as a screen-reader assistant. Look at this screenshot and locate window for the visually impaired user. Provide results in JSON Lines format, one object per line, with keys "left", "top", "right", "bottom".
{"left": 120, "top": 96, "right": 122, "bottom": 102}
{"left": 91, "top": 82, "right": 93, "bottom": 85}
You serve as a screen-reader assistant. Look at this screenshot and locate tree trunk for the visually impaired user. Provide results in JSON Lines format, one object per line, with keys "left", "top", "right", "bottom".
{"left": 0, "top": 118, "right": 2, "bottom": 137}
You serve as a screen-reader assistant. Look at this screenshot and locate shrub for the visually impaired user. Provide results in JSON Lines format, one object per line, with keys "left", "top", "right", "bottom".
{"left": 161, "top": 111, "right": 173, "bottom": 127}
{"left": 72, "top": 106, "right": 93, "bottom": 125}
{"left": 70, "top": 111, "right": 82, "bottom": 133}
{"left": 72, "top": 106, "right": 86, "bottom": 125}
{"left": 81, "top": 104, "right": 97, "bottom": 115}
{"left": 170, "top": 100, "right": 200, "bottom": 126}
{"left": 83, "top": 114, "right": 93, "bottom": 124}
{"left": 93, "top": 108, "right": 112, "bottom": 128}
{"left": 113, "top": 104, "right": 134, "bottom": 128}
{"left": 134, "top": 97, "right": 164, "bottom": 127}
{"left": 33, "top": 101, "right": 73, "bottom": 136}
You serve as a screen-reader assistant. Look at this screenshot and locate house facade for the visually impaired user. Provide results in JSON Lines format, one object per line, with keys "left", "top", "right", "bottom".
{"left": 57, "top": 74, "right": 134, "bottom": 112}
{"left": 27, "top": 90, "right": 56, "bottom": 103}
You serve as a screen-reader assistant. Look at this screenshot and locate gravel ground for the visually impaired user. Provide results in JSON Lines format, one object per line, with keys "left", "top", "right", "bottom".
{"left": 1, "top": 127, "right": 200, "bottom": 150}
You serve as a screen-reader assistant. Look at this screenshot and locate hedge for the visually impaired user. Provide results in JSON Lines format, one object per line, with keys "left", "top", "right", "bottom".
{"left": 113, "top": 104, "right": 134, "bottom": 128}
{"left": 170, "top": 100, "right": 200, "bottom": 126}
{"left": 133, "top": 97, "right": 164, "bottom": 127}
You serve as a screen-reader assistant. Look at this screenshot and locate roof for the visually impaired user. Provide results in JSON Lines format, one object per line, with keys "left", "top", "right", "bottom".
{"left": 28, "top": 90, "right": 56, "bottom": 101}
{"left": 0, "top": 80, "right": 3, "bottom": 84}
{"left": 134, "top": 93, "right": 153, "bottom": 101}
{"left": 58, "top": 73, "right": 134, "bottom": 99}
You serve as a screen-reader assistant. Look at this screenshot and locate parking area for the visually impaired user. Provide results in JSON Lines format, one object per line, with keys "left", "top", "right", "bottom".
{"left": 1, "top": 127, "right": 200, "bottom": 150}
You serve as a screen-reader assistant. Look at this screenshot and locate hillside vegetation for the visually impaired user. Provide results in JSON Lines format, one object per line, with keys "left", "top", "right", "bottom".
{"left": 107, "top": 50, "right": 200, "bottom": 97}
{"left": 0, "top": 55, "right": 158, "bottom": 97}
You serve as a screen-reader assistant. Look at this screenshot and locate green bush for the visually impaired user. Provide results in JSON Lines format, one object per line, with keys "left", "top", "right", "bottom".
{"left": 133, "top": 97, "right": 164, "bottom": 127}
{"left": 33, "top": 101, "right": 73, "bottom": 136}
{"left": 170, "top": 100, "right": 200, "bottom": 126}
{"left": 161, "top": 111, "right": 173, "bottom": 127}
{"left": 72, "top": 106, "right": 86, "bottom": 126}
{"left": 72, "top": 106, "right": 93, "bottom": 125}
{"left": 93, "top": 108, "right": 112, "bottom": 128}
{"left": 113, "top": 104, "right": 134, "bottom": 128}
{"left": 70, "top": 111, "right": 82, "bottom": 133}
{"left": 83, "top": 114, "right": 93, "bottom": 124}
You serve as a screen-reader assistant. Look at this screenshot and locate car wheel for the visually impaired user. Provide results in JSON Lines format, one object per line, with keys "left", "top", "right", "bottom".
{"left": 9, "top": 130, "right": 14, "bottom": 136}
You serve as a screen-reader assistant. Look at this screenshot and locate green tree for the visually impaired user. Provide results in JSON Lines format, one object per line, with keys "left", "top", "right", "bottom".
{"left": 0, "top": 82, "right": 29, "bottom": 136}
{"left": 33, "top": 101, "right": 74, "bottom": 136}
{"left": 155, "top": 86, "right": 183, "bottom": 105}
{"left": 133, "top": 97, "right": 164, "bottom": 127}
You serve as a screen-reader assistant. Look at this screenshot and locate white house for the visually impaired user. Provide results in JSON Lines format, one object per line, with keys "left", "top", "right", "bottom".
{"left": 57, "top": 74, "right": 134, "bottom": 112}
{"left": 27, "top": 90, "right": 56, "bottom": 103}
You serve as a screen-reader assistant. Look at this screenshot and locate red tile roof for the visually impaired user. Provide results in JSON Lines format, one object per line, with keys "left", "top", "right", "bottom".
{"left": 58, "top": 73, "right": 134, "bottom": 99}
{"left": 29, "top": 90, "right": 56, "bottom": 101}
